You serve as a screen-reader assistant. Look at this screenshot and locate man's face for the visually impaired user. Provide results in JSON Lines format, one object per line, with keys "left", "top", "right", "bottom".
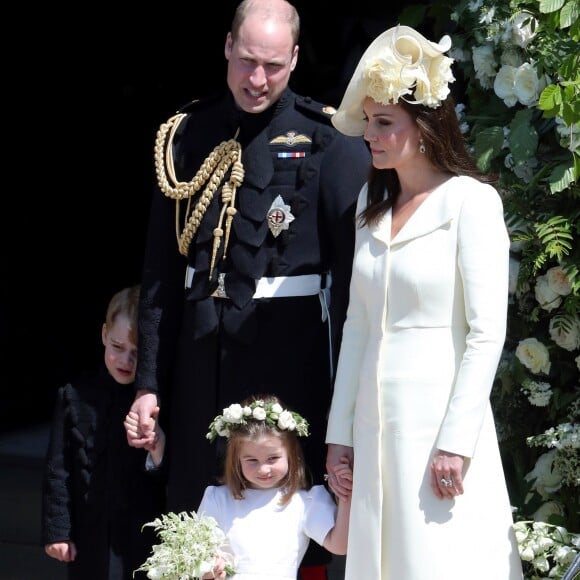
{"left": 225, "top": 15, "right": 298, "bottom": 114}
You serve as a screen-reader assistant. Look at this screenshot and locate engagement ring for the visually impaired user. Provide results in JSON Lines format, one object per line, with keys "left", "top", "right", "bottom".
{"left": 440, "top": 477, "right": 453, "bottom": 487}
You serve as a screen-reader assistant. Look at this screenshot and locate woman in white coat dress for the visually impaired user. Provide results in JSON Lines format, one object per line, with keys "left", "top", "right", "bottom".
{"left": 324, "top": 25, "right": 524, "bottom": 580}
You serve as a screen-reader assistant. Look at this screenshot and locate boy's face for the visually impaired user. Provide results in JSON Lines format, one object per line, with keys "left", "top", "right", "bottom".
{"left": 101, "top": 314, "right": 137, "bottom": 385}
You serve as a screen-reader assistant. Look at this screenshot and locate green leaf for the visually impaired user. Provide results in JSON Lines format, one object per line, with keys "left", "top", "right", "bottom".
{"left": 509, "top": 110, "right": 539, "bottom": 164}
{"left": 560, "top": 0, "right": 579, "bottom": 28}
{"left": 549, "top": 161, "right": 576, "bottom": 193}
{"left": 473, "top": 127, "right": 504, "bottom": 172}
{"left": 538, "top": 84, "right": 563, "bottom": 116}
{"left": 539, "top": 0, "right": 566, "bottom": 13}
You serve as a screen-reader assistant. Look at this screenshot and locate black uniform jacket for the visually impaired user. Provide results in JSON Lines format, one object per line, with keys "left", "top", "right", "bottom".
{"left": 137, "top": 88, "right": 370, "bottom": 511}
{"left": 41, "top": 367, "right": 166, "bottom": 580}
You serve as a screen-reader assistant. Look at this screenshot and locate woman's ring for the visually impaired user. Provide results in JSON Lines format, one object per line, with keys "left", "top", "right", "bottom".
{"left": 440, "top": 477, "right": 453, "bottom": 487}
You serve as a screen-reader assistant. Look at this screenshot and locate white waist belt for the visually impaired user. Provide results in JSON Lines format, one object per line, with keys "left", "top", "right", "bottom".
{"left": 185, "top": 266, "right": 326, "bottom": 299}
{"left": 254, "top": 274, "right": 322, "bottom": 298}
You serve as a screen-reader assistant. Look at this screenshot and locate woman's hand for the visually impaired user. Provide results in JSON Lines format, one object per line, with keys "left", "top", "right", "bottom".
{"left": 430, "top": 449, "right": 465, "bottom": 499}
{"left": 326, "top": 444, "right": 354, "bottom": 501}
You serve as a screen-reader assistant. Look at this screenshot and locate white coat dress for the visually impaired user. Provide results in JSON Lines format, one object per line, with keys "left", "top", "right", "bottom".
{"left": 326, "top": 176, "right": 523, "bottom": 579}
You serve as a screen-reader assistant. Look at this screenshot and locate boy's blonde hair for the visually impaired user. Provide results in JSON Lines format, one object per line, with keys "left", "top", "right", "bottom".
{"left": 105, "top": 285, "right": 140, "bottom": 344}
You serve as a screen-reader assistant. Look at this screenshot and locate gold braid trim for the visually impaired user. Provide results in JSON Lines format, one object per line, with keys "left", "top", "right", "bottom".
{"left": 154, "top": 114, "right": 245, "bottom": 280}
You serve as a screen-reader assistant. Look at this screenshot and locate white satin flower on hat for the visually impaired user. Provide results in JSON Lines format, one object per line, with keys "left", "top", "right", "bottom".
{"left": 332, "top": 25, "right": 456, "bottom": 136}
{"left": 362, "top": 28, "right": 455, "bottom": 109}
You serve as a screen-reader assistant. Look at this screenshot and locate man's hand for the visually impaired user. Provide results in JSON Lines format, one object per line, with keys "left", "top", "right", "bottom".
{"left": 126, "top": 389, "right": 158, "bottom": 449}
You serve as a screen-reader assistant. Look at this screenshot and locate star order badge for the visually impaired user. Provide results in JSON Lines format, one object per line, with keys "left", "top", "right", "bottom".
{"left": 267, "top": 195, "right": 295, "bottom": 238}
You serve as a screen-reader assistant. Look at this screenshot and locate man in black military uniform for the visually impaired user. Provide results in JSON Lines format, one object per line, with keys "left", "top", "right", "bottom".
{"left": 128, "top": 1, "right": 370, "bottom": 578}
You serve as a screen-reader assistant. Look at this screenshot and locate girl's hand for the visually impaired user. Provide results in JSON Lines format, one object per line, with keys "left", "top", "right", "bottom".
{"left": 326, "top": 445, "right": 353, "bottom": 501}
{"left": 331, "top": 456, "right": 353, "bottom": 501}
{"left": 201, "top": 556, "right": 226, "bottom": 579}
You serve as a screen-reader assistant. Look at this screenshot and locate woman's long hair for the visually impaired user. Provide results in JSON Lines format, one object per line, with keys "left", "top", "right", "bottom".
{"left": 359, "top": 96, "right": 497, "bottom": 227}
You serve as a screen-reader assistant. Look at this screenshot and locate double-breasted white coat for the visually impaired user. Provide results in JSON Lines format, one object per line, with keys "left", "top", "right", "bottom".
{"left": 326, "top": 175, "right": 523, "bottom": 579}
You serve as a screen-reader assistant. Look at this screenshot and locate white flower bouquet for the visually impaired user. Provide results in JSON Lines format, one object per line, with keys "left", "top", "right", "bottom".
{"left": 135, "top": 511, "right": 236, "bottom": 579}
{"left": 514, "top": 520, "right": 580, "bottom": 578}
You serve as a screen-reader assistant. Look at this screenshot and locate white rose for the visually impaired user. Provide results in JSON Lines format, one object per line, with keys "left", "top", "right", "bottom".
{"left": 252, "top": 406, "right": 267, "bottom": 420}
{"left": 546, "top": 266, "right": 572, "bottom": 296}
{"left": 549, "top": 316, "right": 580, "bottom": 352}
{"left": 223, "top": 404, "right": 244, "bottom": 423}
{"left": 514, "top": 62, "right": 541, "bottom": 106}
{"left": 525, "top": 449, "right": 562, "bottom": 498}
{"left": 494, "top": 65, "right": 518, "bottom": 107}
{"left": 242, "top": 405, "right": 252, "bottom": 416}
{"left": 533, "top": 500, "right": 565, "bottom": 522}
{"left": 277, "top": 410, "right": 297, "bottom": 431}
{"left": 520, "top": 546, "right": 535, "bottom": 561}
{"left": 516, "top": 337, "right": 551, "bottom": 374}
{"left": 215, "top": 419, "right": 229, "bottom": 437}
{"left": 511, "top": 12, "right": 538, "bottom": 48}
{"left": 271, "top": 403, "right": 283, "bottom": 414}
{"left": 535, "top": 275, "right": 562, "bottom": 312}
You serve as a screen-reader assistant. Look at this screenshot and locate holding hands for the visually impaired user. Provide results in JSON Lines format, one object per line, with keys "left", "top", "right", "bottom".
{"left": 126, "top": 389, "right": 159, "bottom": 450}
{"left": 124, "top": 406, "right": 166, "bottom": 468}
{"left": 326, "top": 444, "right": 354, "bottom": 502}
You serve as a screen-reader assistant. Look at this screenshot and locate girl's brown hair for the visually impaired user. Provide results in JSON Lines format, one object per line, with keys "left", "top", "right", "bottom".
{"left": 222, "top": 394, "right": 308, "bottom": 506}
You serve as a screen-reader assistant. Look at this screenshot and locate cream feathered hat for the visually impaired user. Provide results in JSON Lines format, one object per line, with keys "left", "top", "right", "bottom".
{"left": 332, "top": 24, "right": 455, "bottom": 136}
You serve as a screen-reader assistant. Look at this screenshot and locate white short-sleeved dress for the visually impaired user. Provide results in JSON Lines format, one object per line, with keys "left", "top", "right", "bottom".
{"left": 198, "top": 485, "right": 336, "bottom": 580}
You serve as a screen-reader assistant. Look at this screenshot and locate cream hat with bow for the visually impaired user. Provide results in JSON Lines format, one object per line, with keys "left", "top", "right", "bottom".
{"left": 332, "top": 24, "right": 455, "bottom": 136}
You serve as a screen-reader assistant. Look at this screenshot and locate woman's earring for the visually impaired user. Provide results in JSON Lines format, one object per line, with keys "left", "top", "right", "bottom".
{"left": 419, "top": 139, "right": 426, "bottom": 154}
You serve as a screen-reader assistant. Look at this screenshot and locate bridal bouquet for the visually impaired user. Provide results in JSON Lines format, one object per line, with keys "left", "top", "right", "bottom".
{"left": 134, "top": 511, "right": 236, "bottom": 579}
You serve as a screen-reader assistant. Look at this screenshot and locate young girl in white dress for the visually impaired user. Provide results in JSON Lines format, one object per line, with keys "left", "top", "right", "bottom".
{"left": 198, "top": 394, "right": 352, "bottom": 580}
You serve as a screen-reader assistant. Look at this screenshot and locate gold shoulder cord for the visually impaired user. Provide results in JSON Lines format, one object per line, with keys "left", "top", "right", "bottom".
{"left": 154, "top": 113, "right": 245, "bottom": 282}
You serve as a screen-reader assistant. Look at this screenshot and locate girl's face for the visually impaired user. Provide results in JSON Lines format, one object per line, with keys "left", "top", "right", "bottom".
{"left": 239, "top": 434, "right": 289, "bottom": 489}
{"left": 101, "top": 314, "right": 137, "bottom": 385}
{"left": 362, "top": 96, "right": 422, "bottom": 171}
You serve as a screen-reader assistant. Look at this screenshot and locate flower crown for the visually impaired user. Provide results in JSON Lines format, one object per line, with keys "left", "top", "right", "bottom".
{"left": 206, "top": 399, "right": 310, "bottom": 442}
{"left": 363, "top": 30, "right": 455, "bottom": 109}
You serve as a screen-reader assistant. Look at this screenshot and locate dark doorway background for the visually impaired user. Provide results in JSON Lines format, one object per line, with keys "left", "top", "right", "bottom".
{"left": 4, "top": 1, "right": 432, "bottom": 430}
